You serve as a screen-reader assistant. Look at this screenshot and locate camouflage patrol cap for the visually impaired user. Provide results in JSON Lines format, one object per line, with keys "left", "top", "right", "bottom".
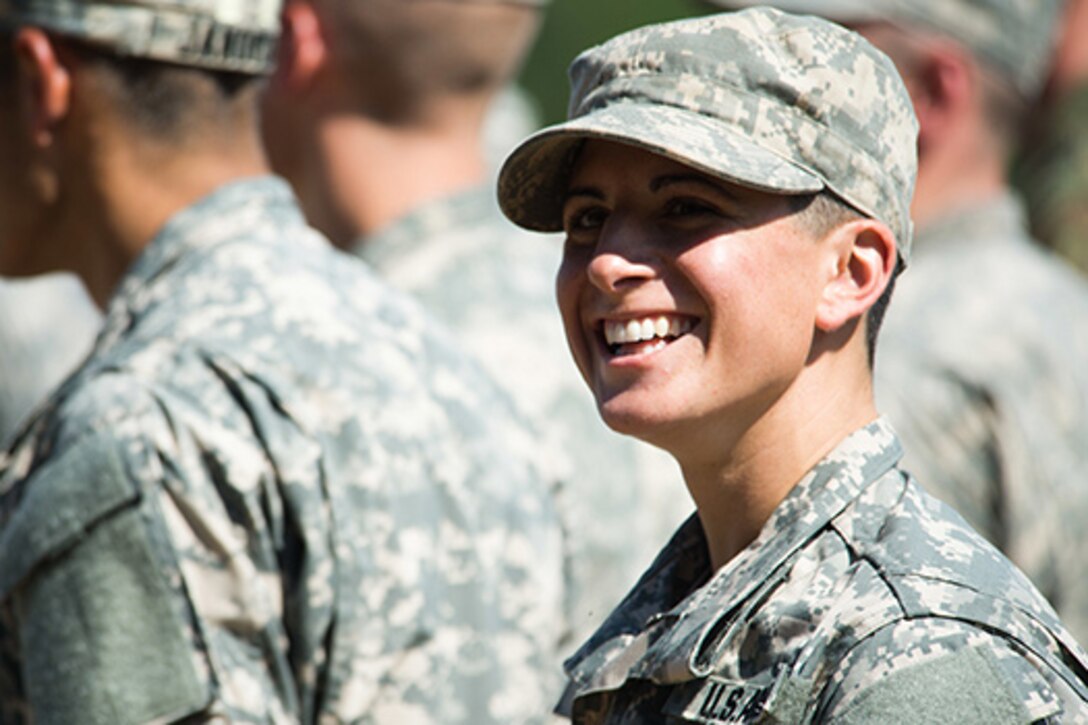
{"left": 703, "top": 0, "right": 1063, "bottom": 99}
{"left": 0, "top": 0, "right": 279, "bottom": 74}
{"left": 497, "top": 8, "right": 919, "bottom": 260}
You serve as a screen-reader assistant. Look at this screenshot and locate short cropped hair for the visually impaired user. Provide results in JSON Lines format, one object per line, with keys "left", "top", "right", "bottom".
{"left": 790, "top": 191, "right": 904, "bottom": 366}
{"left": 59, "top": 36, "right": 259, "bottom": 142}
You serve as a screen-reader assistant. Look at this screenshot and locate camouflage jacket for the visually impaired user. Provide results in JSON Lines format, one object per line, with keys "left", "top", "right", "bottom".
{"left": 557, "top": 420, "right": 1088, "bottom": 724}
{"left": 876, "top": 191, "right": 1088, "bottom": 643}
{"left": 0, "top": 177, "right": 564, "bottom": 724}
{"left": 355, "top": 185, "right": 690, "bottom": 650}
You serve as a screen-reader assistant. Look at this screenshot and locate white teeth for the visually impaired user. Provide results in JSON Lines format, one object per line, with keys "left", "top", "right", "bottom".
{"left": 603, "top": 315, "right": 695, "bottom": 346}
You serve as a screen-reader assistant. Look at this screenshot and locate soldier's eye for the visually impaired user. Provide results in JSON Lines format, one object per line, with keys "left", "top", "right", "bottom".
{"left": 664, "top": 197, "right": 720, "bottom": 218}
{"left": 563, "top": 205, "right": 608, "bottom": 238}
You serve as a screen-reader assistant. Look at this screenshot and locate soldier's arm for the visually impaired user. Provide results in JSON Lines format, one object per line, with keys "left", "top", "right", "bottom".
{"left": 0, "top": 427, "right": 215, "bottom": 724}
{"left": 0, "top": 371, "right": 304, "bottom": 724}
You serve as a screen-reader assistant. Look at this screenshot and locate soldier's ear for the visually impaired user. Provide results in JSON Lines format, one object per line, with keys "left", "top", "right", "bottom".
{"left": 13, "top": 28, "right": 71, "bottom": 149}
{"left": 273, "top": 0, "right": 328, "bottom": 91}
{"left": 814, "top": 219, "right": 897, "bottom": 334}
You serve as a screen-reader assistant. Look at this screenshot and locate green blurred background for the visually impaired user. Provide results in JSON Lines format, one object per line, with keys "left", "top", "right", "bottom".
{"left": 517, "top": 0, "right": 715, "bottom": 125}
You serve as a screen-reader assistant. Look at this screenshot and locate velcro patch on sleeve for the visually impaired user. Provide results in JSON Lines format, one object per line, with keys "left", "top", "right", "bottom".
{"left": 1, "top": 432, "right": 212, "bottom": 723}
{"left": 829, "top": 646, "right": 1049, "bottom": 725}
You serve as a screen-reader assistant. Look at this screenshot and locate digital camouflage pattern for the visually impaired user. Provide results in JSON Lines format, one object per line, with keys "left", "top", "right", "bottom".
{"left": 1014, "top": 82, "right": 1088, "bottom": 274}
{"left": 498, "top": 7, "right": 918, "bottom": 260}
{"left": 0, "top": 178, "right": 565, "bottom": 724}
{"left": 703, "top": 0, "right": 1063, "bottom": 98}
{"left": 355, "top": 185, "right": 691, "bottom": 653}
{"left": 0, "top": 0, "right": 279, "bottom": 73}
{"left": 875, "top": 191, "right": 1088, "bottom": 645}
{"left": 557, "top": 420, "right": 1088, "bottom": 723}
{"left": 0, "top": 275, "right": 98, "bottom": 445}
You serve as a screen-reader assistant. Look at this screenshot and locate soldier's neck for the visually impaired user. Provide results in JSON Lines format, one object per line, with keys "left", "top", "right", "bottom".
{"left": 678, "top": 345, "right": 878, "bottom": 572}
{"left": 304, "top": 113, "right": 489, "bottom": 250}
{"left": 911, "top": 126, "right": 1007, "bottom": 231}
{"left": 63, "top": 130, "right": 269, "bottom": 309}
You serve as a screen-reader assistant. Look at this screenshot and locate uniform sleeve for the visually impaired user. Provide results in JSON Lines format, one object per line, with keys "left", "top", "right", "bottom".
{"left": 819, "top": 618, "right": 1070, "bottom": 724}
{"left": 0, "top": 428, "right": 212, "bottom": 725}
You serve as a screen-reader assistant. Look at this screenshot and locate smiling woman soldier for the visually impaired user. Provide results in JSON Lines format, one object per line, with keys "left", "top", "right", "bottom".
{"left": 498, "top": 7, "right": 1088, "bottom": 724}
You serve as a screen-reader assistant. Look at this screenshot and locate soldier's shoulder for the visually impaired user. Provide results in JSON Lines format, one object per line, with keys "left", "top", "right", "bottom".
{"left": 0, "top": 375, "right": 168, "bottom": 602}
{"left": 822, "top": 616, "right": 1088, "bottom": 723}
{"left": 827, "top": 473, "right": 1086, "bottom": 698}
{"left": 25, "top": 368, "right": 165, "bottom": 457}
{"left": 844, "top": 476, "right": 1056, "bottom": 616}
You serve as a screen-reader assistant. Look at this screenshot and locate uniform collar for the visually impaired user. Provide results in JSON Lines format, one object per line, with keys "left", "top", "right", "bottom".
{"left": 912, "top": 190, "right": 1028, "bottom": 257}
{"left": 351, "top": 184, "right": 494, "bottom": 271}
{"left": 95, "top": 176, "right": 299, "bottom": 355}
{"left": 563, "top": 419, "right": 903, "bottom": 697}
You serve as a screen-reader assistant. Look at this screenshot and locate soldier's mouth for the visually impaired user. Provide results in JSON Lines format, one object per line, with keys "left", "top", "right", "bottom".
{"left": 600, "top": 314, "right": 697, "bottom": 357}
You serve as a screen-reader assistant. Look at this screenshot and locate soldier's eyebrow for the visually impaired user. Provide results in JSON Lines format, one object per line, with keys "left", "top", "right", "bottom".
{"left": 650, "top": 174, "right": 741, "bottom": 200}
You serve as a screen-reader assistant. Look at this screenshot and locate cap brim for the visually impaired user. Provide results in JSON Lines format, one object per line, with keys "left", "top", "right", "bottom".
{"left": 498, "top": 101, "right": 825, "bottom": 232}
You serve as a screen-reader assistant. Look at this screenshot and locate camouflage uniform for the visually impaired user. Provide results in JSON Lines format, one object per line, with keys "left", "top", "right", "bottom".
{"left": 0, "top": 2, "right": 564, "bottom": 722}
{"left": 876, "top": 193, "right": 1088, "bottom": 644}
{"left": 707, "top": 0, "right": 1088, "bottom": 645}
{"left": 556, "top": 421, "right": 1088, "bottom": 723}
{"left": 0, "top": 275, "right": 99, "bottom": 444}
{"left": 496, "top": 7, "right": 1088, "bottom": 720}
{"left": 0, "top": 177, "right": 564, "bottom": 724}
{"left": 356, "top": 186, "right": 689, "bottom": 649}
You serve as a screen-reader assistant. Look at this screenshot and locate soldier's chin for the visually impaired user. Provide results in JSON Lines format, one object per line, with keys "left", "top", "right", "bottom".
{"left": 595, "top": 397, "right": 677, "bottom": 447}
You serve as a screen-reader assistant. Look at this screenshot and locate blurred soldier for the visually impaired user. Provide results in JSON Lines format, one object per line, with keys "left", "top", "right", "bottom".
{"left": 1015, "top": 0, "right": 1088, "bottom": 272}
{"left": 0, "top": 1, "right": 563, "bottom": 722}
{"left": 497, "top": 8, "right": 1088, "bottom": 721}
{"left": 260, "top": 0, "right": 690, "bottom": 648}
{"left": 0, "top": 274, "right": 98, "bottom": 444}
{"left": 705, "top": 0, "right": 1088, "bottom": 642}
